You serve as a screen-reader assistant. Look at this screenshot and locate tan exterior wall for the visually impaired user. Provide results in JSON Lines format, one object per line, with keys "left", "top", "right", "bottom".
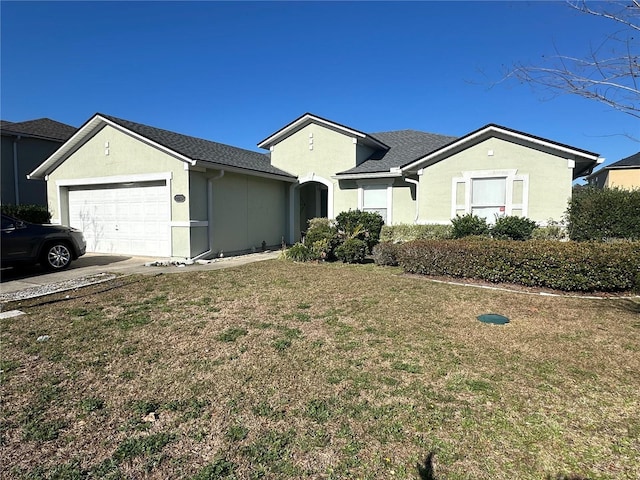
{"left": 210, "top": 172, "right": 286, "bottom": 255}
{"left": 418, "top": 137, "right": 573, "bottom": 224}
{"left": 606, "top": 169, "right": 640, "bottom": 189}
{"left": 270, "top": 123, "right": 359, "bottom": 218}
{"left": 44, "top": 125, "right": 192, "bottom": 257}
{"left": 392, "top": 179, "right": 417, "bottom": 224}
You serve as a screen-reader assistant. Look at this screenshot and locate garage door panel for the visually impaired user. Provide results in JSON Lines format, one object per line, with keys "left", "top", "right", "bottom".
{"left": 69, "top": 183, "right": 170, "bottom": 257}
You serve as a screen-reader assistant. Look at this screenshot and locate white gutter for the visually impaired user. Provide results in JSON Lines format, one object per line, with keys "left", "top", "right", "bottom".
{"left": 190, "top": 170, "right": 225, "bottom": 262}
{"left": 404, "top": 177, "right": 420, "bottom": 223}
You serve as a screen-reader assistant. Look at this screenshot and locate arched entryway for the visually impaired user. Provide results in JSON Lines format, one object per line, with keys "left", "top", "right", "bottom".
{"left": 288, "top": 174, "right": 333, "bottom": 243}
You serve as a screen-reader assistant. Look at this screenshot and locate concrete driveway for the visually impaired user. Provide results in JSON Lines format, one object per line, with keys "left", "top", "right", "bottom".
{"left": 0, "top": 251, "right": 281, "bottom": 297}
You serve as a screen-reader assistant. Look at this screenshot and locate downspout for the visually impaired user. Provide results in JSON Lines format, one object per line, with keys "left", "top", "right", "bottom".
{"left": 405, "top": 177, "right": 420, "bottom": 223}
{"left": 13, "top": 135, "right": 22, "bottom": 204}
{"left": 190, "top": 170, "right": 224, "bottom": 262}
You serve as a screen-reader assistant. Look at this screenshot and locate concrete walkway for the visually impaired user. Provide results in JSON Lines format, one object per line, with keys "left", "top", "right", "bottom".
{"left": 0, "top": 250, "right": 281, "bottom": 298}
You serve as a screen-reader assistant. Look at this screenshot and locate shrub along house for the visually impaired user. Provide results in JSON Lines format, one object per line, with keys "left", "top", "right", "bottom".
{"left": 29, "top": 112, "right": 602, "bottom": 260}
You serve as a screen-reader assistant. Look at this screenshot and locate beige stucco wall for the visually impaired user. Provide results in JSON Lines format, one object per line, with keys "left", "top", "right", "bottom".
{"left": 607, "top": 169, "right": 640, "bottom": 189}
{"left": 270, "top": 123, "right": 364, "bottom": 218}
{"left": 392, "top": 179, "right": 417, "bottom": 224}
{"left": 209, "top": 171, "right": 286, "bottom": 255}
{"left": 45, "top": 125, "right": 192, "bottom": 257}
{"left": 418, "top": 137, "right": 574, "bottom": 224}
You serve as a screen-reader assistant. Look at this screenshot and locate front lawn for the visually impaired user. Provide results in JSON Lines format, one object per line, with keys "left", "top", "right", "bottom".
{"left": 2, "top": 260, "right": 639, "bottom": 479}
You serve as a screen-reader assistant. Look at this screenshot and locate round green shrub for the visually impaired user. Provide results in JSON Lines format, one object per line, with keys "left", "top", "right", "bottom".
{"left": 491, "top": 215, "right": 538, "bottom": 240}
{"left": 335, "top": 210, "right": 384, "bottom": 252}
{"left": 335, "top": 238, "right": 368, "bottom": 264}
{"left": 451, "top": 214, "right": 490, "bottom": 239}
{"left": 303, "top": 218, "right": 339, "bottom": 259}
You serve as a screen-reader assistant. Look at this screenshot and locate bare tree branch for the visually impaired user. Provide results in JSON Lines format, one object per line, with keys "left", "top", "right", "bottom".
{"left": 506, "top": 1, "right": 639, "bottom": 120}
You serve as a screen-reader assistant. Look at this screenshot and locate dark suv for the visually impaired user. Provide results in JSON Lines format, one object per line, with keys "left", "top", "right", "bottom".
{"left": 1, "top": 214, "right": 87, "bottom": 270}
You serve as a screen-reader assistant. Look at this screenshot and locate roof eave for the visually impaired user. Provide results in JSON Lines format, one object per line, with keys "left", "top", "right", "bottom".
{"left": 192, "top": 160, "right": 296, "bottom": 183}
{"left": 257, "top": 113, "right": 389, "bottom": 150}
{"left": 1, "top": 129, "right": 69, "bottom": 143}
{"left": 332, "top": 170, "right": 403, "bottom": 180}
{"left": 401, "top": 124, "right": 601, "bottom": 173}
{"left": 28, "top": 114, "right": 197, "bottom": 179}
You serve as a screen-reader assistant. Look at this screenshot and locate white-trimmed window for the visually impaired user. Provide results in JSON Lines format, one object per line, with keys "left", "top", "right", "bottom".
{"left": 452, "top": 169, "right": 528, "bottom": 223}
{"left": 471, "top": 177, "right": 506, "bottom": 221}
{"left": 363, "top": 185, "right": 387, "bottom": 222}
{"left": 358, "top": 181, "right": 393, "bottom": 224}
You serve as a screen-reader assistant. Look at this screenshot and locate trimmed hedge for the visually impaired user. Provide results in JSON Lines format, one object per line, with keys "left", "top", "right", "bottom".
{"left": 394, "top": 239, "right": 640, "bottom": 292}
{"left": 1, "top": 204, "right": 51, "bottom": 224}
{"left": 380, "top": 224, "right": 453, "bottom": 243}
{"left": 372, "top": 242, "right": 400, "bottom": 266}
{"left": 567, "top": 186, "right": 640, "bottom": 241}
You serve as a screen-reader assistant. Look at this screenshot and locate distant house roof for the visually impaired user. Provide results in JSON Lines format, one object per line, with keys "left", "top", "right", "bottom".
{"left": 337, "top": 129, "right": 458, "bottom": 175}
{"left": 605, "top": 151, "right": 640, "bottom": 169}
{"left": 29, "top": 114, "right": 296, "bottom": 181}
{"left": 1, "top": 118, "right": 77, "bottom": 142}
{"left": 585, "top": 151, "right": 640, "bottom": 180}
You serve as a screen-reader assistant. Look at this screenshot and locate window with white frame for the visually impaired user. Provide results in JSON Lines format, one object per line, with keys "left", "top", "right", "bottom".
{"left": 362, "top": 185, "right": 388, "bottom": 223}
{"left": 471, "top": 177, "right": 506, "bottom": 222}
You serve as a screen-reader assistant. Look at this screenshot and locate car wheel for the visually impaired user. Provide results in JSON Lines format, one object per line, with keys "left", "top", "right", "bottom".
{"left": 42, "top": 243, "right": 72, "bottom": 270}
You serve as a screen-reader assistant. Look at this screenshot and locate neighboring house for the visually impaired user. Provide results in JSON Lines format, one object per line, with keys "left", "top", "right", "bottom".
{"left": 29, "top": 112, "right": 601, "bottom": 259}
{"left": 1, "top": 118, "right": 77, "bottom": 206}
{"left": 585, "top": 152, "right": 640, "bottom": 189}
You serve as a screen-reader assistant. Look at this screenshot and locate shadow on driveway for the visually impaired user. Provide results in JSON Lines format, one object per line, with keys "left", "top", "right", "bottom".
{"left": 0, "top": 255, "right": 133, "bottom": 283}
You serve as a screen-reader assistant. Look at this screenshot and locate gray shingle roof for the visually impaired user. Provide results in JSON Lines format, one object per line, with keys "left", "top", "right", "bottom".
{"left": 607, "top": 151, "right": 640, "bottom": 168}
{"left": 338, "top": 129, "right": 458, "bottom": 175}
{"left": 1, "top": 118, "right": 76, "bottom": 142}
{"left": 99, "top": 114, "right": 295, "bottom": 178}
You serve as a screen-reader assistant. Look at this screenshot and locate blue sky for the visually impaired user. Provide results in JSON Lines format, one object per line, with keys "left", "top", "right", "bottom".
{"left": 2, "top": 1, "right": 638, "bottom": 174}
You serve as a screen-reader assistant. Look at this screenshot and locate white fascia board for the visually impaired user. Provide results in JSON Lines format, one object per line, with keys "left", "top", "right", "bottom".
{"left": 28, "top": 116, "right": 104, "bottom": 179}
{"left": 195, "top": 160, "right": 297, "bottom": 183}
{"left": 258, "top": 114, "right": 368, "bottom": 149}
{"left": 28, "top": 115, "right": 196, "bottom": 179}
{"left": 332, "top": 171, "right": 403, "bottom": 180}
{"left": 401, "top": 125, "right": 600, "bottom": 172}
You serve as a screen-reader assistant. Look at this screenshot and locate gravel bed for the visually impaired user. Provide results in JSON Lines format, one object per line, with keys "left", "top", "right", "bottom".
{"left": 0, "top": 273, "right": 117, "bottom": 303}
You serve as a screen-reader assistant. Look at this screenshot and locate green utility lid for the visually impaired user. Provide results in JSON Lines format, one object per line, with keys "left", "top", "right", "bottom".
{"left": 477, "top": 314, "right": 509, "bottom": 325}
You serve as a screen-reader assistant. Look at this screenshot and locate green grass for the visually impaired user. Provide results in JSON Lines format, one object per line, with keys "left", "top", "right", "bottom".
{"left": 2, "top": 259, "right": 639, "bottom": 479}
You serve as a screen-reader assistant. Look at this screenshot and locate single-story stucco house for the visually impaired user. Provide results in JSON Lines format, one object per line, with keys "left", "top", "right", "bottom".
{"left": 585, "top": 151, "right": 640, "bottom": 189}
{"left": 28, "top": 112, "right": 602, "bottom": 260}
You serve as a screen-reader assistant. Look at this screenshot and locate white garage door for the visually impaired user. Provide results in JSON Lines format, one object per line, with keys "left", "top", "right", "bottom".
{"left": 68, "top": 181, "right": 170, "bottom": 257}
